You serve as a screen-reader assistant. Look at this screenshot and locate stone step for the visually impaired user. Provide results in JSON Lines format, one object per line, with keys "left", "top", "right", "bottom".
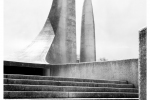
{"left": 4, "top": 84, "right": 138, "bottom": 93}
{"left": 4, "top": 74, "right": 127, "bottom": 84}
{"left": 4, "top": 91, "right": 138, "bottom": 99}
{"left": 4, "top": 78, "right": 134, "bottom": 88}
{"left": 4, "top": 99, "right": 139, "bottom": 100}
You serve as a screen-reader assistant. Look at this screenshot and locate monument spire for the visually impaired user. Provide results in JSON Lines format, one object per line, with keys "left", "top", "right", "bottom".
{"left": 46, "top": 0, "right": 76, "bottom": 64}
{"left": 80, "top": 0, "right": 96, "bottom": 62}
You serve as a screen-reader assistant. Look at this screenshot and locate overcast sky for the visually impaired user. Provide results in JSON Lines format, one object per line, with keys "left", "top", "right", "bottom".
{"left": 4, "top": 0, "right": 146, "bottom": 61}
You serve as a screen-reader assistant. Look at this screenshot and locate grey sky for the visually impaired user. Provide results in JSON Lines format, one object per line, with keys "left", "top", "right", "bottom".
{"left": 4, "top": 0, "right": 146, "bottom": 61}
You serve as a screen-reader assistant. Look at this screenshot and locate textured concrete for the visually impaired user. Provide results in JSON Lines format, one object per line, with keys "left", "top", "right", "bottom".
{"left": 16, "top": 19, "right": 54, "bottom": 64}
{"left": 4, "top": 74, "right": 139, "bottom": 99}
{"left": 139, "top": 28, "right": 146, "bottom": 100}
{"left": 6, "top": 0, "right": 76, "bottom": 65}
{"left": 80, "top": 0, "right": 96, "bottom": 62}
{"left": 46, "top": 0, "right": 76, "bottom": 64}
{"left": 5, "top": 98, "right": 139, "bottom": 100}
{"left": 4, "top": 74, "right": 127, "bottom": 84}
{"left": 4, "top": 59, "right": 138, "bottom": 87}
{"left": 50, "top": 59, "right": 138, "bottom": 88}
{"left": 4, "top": 78, "right": 134, "bottom": 88}
{"left": 4, "top": 91, "right": 138, "bottom": 98}
{"left": 5, "top": 84, "right": 138, "bottom": 93}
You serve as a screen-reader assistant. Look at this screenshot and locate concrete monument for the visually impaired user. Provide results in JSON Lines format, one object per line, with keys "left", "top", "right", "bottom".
{"left": 46, "top": 0, "right": 76, "bottom": 64}
{"left": 80, "top": 0, "right": 96, "bottom": 62}
{"left": 17, "top": 19, "right": 54, "bottom": 64}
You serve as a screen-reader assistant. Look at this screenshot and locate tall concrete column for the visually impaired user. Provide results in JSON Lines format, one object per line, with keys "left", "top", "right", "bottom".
{"left": 46, "top": 0, "right": 76, "bottom": 64}
{"left": 80, "top": 0, "right": 96, "bottom": 62}
{"left": 139, "top": 28, "right": 147, "bottom": 100}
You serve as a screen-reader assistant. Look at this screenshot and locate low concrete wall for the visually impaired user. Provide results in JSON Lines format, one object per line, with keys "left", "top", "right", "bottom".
{"left": 4, "top": 59, "right": 139, "bottom": 87}
{"left": 50, "top": 59, "right": 138, "bottom": 87}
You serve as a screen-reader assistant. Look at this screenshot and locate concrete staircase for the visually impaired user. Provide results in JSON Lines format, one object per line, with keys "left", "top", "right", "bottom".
{"left": 4, "top": 74, "right": 139, "bottom": 99}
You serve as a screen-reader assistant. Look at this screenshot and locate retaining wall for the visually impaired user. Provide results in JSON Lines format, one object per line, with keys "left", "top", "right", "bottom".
{"left": 50, "top": 59, "right": 138, "bottom": 87}
{"left": 4, "top": 59, "right": 139, "bottom": 87}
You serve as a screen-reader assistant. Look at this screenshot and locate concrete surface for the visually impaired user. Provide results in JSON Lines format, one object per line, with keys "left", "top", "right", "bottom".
{"left": 4, "top": 91, "right": 138, "bottom": 98}
{"left": 139, "top": 28, "right": 146, "bottom": 100}
{"left": 4, "top": 59, "right": 138, "bottom": 88}
{"left": 7, "top": 0, "right": 76, "bottom": 65}
{"left": 80, "top": 0, "right": 96, "bottom": 62}
{"left": 16, "top": 19, "right": 54, "bottom": 64}
{"left": 4, "top": 73, "right": 139, "bottom": 99}
{"left": 5, "top": 79, "right": 134, "bottom": 88}
{"left": 4, "top": 74, "right": 127, "bottom": 84}
{"left": 5, "top": 98, "right": 139, "bottom": 100}
{"left": 5, "top": 84, "right": 138, "bottom": 93}
{"left": 50, "top": 59, "right": 138, "bottom": 88}
{"left": 46, "top": 0, "right": 77, "bottom": 64}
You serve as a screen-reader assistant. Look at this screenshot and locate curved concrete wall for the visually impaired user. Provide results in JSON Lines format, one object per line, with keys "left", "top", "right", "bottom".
{"left": 46, "top": 0, "right": 76, "bottom": 64}
{"left": 16, "top": 19, "right": 54, "bottom": 64}
{"left": 50, "top": 59, "right": 138, "bottom": 87}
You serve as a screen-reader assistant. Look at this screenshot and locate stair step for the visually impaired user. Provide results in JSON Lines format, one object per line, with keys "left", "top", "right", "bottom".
{"left": 4, "top": 84, "right": 138, "bottom": 93}
{"left": 4, "top": 91, "right": 138, "bottom": 99}
{"left": 4, "top": 74, "right": 127, "bottom": 84}
{"left": 5, "top": 98, "right": 139, "bottom": 100}
{"left": 4, "top": 78, "right": 134, "bottom": 88}
{"left": 4, "top": 74, "right": 138, "bottom": 99}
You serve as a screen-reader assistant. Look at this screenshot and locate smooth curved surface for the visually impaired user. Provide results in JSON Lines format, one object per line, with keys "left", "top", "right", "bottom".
{"left": 16, "top": 19, "right": 55, "bottom": 64}
{"left": 46, "top": 0, "right": 76, "bottom": 64}
{"left": 80, "top": 0, "right": 96, "bottom": 62}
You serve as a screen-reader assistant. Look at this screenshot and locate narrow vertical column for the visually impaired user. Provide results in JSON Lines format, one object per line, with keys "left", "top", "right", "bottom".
{"left": 139, "top": 28, "right": 147, "bottom": 100}
{"left": 46, "top": 0, "right": 76, "bottom": 64}
{"left": 80, "top": 0, "right": 96, "bottom": 62}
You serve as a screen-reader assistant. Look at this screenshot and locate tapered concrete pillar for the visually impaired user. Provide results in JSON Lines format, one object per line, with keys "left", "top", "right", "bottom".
{"left": 46, "top": 0, "right": 76, "bottom": 64}
{"left": 80, "top": 0, "right": 96, "bottom": 62}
